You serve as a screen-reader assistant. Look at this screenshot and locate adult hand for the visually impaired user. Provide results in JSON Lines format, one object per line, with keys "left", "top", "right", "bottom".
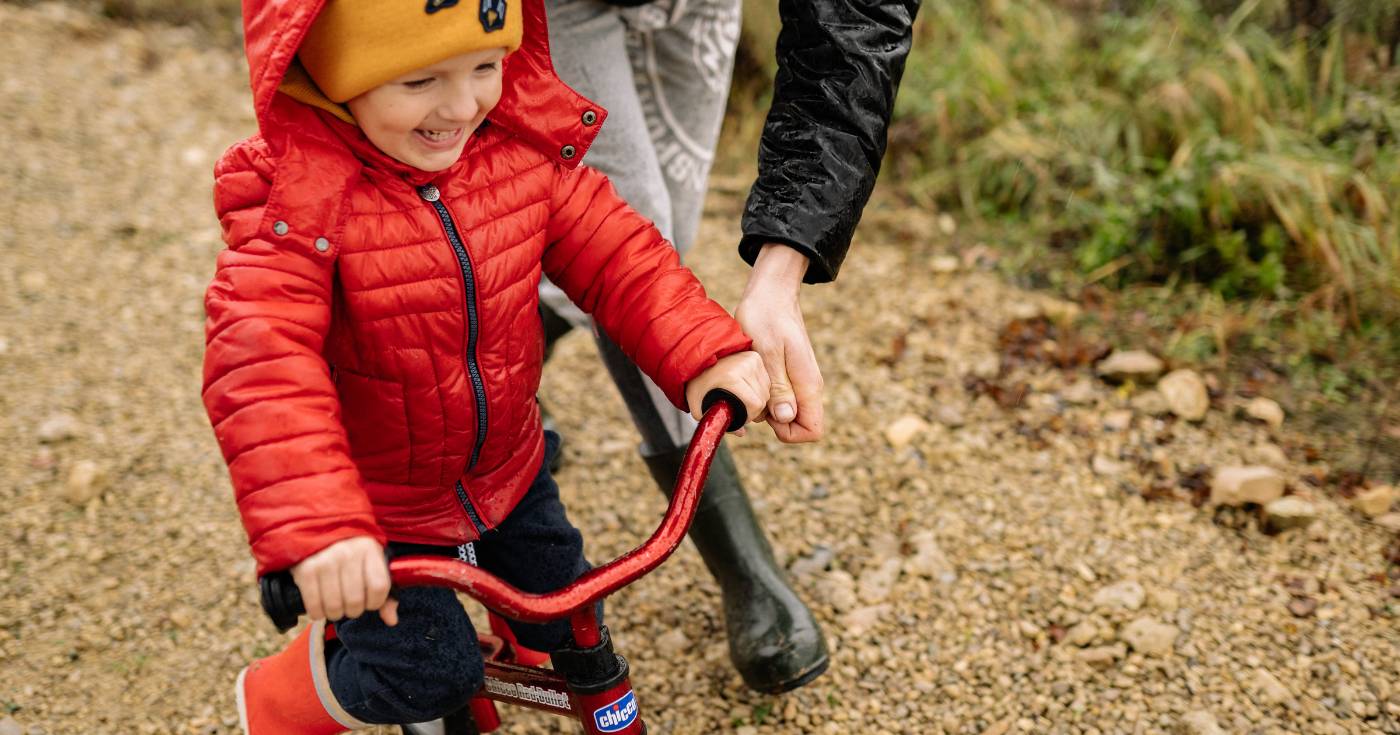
{"left": 291, "top": 535, "right": 398, "bottom": 626}
{"left": 734, "top": 243, "right": 824, "bottom": 443}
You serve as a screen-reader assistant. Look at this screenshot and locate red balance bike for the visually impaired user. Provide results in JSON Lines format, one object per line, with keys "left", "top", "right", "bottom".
{"left": 258, "top": 392, "right": 747, "bottom": 735}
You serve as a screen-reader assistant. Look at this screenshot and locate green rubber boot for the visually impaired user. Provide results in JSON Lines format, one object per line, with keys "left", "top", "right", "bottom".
{"left": 643, "top": 442, "right": 829, "bottom": 694}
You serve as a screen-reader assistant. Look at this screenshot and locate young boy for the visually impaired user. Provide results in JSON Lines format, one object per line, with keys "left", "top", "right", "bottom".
{"left": 204, "top": 1, "right": 771, "bottom": 732}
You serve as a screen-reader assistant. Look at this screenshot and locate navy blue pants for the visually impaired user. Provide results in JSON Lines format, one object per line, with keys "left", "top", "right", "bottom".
{"left": 327, "top": 432, "right": 595, "bottom": 724}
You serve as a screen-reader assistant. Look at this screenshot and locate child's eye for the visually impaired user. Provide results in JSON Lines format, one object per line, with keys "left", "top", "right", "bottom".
{"left": 474, "top": 62, "right": 500, "bottom": 74}
{"left": 403, "top": 77, "right": 435, "bottom": 89}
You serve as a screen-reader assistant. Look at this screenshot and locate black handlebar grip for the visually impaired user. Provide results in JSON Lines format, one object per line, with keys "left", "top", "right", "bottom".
{"left": 701, "top": 388, "right": 748, "bottom": 433}
{"left": 260, "top": 571, "right": 306, "bottom": 633}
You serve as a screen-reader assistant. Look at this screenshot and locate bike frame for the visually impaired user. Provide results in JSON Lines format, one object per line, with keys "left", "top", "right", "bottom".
{"left": 377, "top": 399, "right": 737, "bottom": 734}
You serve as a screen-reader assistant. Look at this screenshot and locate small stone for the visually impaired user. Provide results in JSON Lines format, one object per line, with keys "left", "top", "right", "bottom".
{"left": 1041, "top": 297, "right": 1082, "bottom": 323}
{"left": 1096, "top": 350, "right": 1165, "bottom": 383}
{"left": 656, "top": 628, "right": 689, "bottom": 656}
{"left": 1092, "top": 454, "right": 1129, "bottom": 477}
{"left": 0, "top": 717, "right": 21, "bottom": 735}
{"left": 1148, "top": 588, "right": 1180, "bottom": 612}
{"left": 1008, "top": 301, "right": 1043, "bottom": 321}
{"left": 934, "top": 404, "right": 966, "bottom": 428}
{"left": 1286, "top": 597, "right": 1317, "bottom": 618}
{"left": 1077, "top": 643, "right": 1126, "bottom": 668}
{"left": 1119, "top": 617, "right": 1177, "bottom": 656}
{"left": 37, "top": 413, "right": 82, "bottom": 443}
{"left": 1353, "top": 485, "right": 1395, "bottom": 517}
{"left": 981, "top": 717, "right": 1012, "bottom": 735}
{"left": 63, "top": 460, "right": 108, "bottom": 506}
{"left": 937, "top": 213, "right": 957, "bottom": 235}
{"left": 858, "top": 558, "right": 902, "bottom": 604}
{"left": 1065, "top": 622, "right": 1098, "bottom": 647}
{"left": 1373, "top": 513, "right": 1400, "bottom": 532}
{"left": 885, "top": 415, "right": 930, "bottom": 449}
{"left": 1244, "top": 397, "right": 1285, "bottom": 429}
{"left": 931, "top": 254, "right": 960, "bottom": 274}
{"left": 790, "top": 546, "right": 835, "bottom": 578}
{"left": 1130, "top": 390, "right": 1170, "bottom": 416}
{"left": 818, "top": 571, "right": 858, "bottom": 613}
{"left": 1249, "top": 442, "right": 1288, "bottom": 468}
{"left": 1263, "top": 496, "right": 1317, "bottom": 533}
{"left": 970, "top": 354, "right": 1001, "bottom": 380}
{"left": 1158, "top": 369, "right": 1210, "bottom": 422}
{"left": 168, "top": 608, "right": 193, "bottom": 629}
{"left": 841, "top": 604, "right": 890, "bottom": 636}
{"left": 1248, "top": 668, "right": 1293, "bottom": 707}
{"left": 1102, "top": 409, "right": 1134, "bottom": 432}
{"left": 1209, "top": 466, "right": 1285, "bottom": 506}
{"left": 1180, "top": 710, "right": 1225, "bottom": 735}
{"left": 904, "top": 532, "right": 953, "bottom": 579}
{"left": 1061, "top": 379, "right": 1098, "bottom": 406}
{"left": 1093, "top": 581, "right": 1146, "bottom": 612}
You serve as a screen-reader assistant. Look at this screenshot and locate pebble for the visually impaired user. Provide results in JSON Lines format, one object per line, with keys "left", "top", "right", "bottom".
{"left": 1065, "top": 622, "right": 1098, "bottom": 647}
{"left": 885, "top": 415, "right": 930, "bottom": 448}
{"left": 1249, "top": 442, "right": 1288, "bottom": 468}
{"left": 0, "top": 718, "right": 20, "bottom": 735}
{"left": 1244, "top": 397, "right": 1285, "bottom": 429}
{"left": 1180, "top": 710, "right": 1225, "bottom": 735}
{"left": 858, "top": 558, "right": 902, "bottom": 604}
{"left": 1129, "top": 389, "right": 1170, "bottom": 416}
{"left": 1352, "top": 485, "right": 1395, "bottom": 517}
{"left": 937, "top": 214, "right": 957, "bottom": 236}
{"left": 63, "top": 460, "right": 108, "bottom": 506}
{"left": 1091, "top": 454, "right": 1129, "bottom": 477}
{"left": 818, "top": 571, "right": 858, "bottom": 613}
{"left": 789, "top": 545, "right": 834, "bottom": 578}
{"left": 656, "top": 628, "right": 689, "bottom": 657}
{"left": 1119, "top": 617, "right": 1178, "bottom": 656}
{"left": 37, "top": 412, "right": 82, "bottom": 443}
{"left": 1159, "top": 369, "right": 1210, "bottom": 421}
{"left": 1248, "top": 668, "right": 1293, "bottom": 707}
{"left": 1096, "top": 350, "right": 1165, "bottom": 383}
{"left": 1093, "top": 581, "right": 1146, "bottom": 612}
{"left": 840, "top": 605, "right": 889, "bottom": 636}
{"left": 934, "top": 404, "right": 966, "bottom": 428}
{"left": 1373, "top": 512, "right": 1400, "bottom": 532}
{"left": 1263, "top": 497, "right": 1317, "bottom": 533}
{"left": 1102, "top": 409, "right": 1134, "bottom": 432}
{"left": 931, "top": 254, "right": 960, "bottom": 274}
{"left": 1210, "top": 466, "right": 1285, "bottom": 505}
{"left": 904, "top": 532, "right": 953, "bottom": 579}
{"left": 1078, "top": 644, "right": 1127, "bottom": 668}
{"left": 1061, "top": 379, "right": 1098, "bottom": 406}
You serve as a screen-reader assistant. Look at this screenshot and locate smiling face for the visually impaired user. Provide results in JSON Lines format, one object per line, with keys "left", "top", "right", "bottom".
{"left": 346, "top": 47, "right": 508, "bottom": 172}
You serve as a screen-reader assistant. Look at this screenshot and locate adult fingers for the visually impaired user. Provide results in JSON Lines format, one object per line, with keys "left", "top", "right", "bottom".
{"left": 769, "top": 334, "right": 824, "bottom": 443}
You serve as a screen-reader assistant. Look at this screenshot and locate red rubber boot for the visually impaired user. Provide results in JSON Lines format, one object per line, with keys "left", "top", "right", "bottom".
{"left": 236, "top": 621, "right": 369, "bottom": 734}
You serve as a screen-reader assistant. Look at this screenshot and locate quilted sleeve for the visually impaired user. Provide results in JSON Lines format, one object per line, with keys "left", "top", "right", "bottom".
{"left": 203, "top": 141, "right": 384, "bottom": 575}
{"left": 542, "top": 164, "right": 752, "bottom": 408}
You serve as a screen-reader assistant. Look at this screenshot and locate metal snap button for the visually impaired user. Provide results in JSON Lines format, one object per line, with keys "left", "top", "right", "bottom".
{"left": 561, "top": 145, "right": 577, "bottom": 160}
{"left": 419, "top": 184, "right": 441, "bottom": 202}
{"left": 581, "top": 110, "right": 597, "bottom": 126}
{"left": 273, "top": 220, "right": 289, "bottom": 236}
{"left": 314, "top": 237, "right": 331, "bottom": 253}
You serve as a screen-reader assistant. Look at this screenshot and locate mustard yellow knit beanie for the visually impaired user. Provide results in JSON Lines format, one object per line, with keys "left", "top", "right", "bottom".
{"left": 299, "top": 0, "right": 523, "bottom": 103}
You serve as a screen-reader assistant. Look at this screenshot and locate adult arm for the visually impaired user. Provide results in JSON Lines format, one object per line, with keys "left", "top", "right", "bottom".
{"left": 737, "top": 0, "right": 919, "bottom": 441}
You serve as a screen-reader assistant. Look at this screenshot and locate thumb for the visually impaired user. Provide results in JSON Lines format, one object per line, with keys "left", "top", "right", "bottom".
{"left": 767, "top": 366, "right": 797, "bottom": 424}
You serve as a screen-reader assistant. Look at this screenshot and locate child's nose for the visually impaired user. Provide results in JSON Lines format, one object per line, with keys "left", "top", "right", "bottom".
{"left": 439, "top": 84, "right": 482, "bottom": 124}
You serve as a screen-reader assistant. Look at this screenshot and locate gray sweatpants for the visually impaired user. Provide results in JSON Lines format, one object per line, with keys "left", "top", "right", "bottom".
{"left": 540, "top": 0, "right": 741, "bottom": 452}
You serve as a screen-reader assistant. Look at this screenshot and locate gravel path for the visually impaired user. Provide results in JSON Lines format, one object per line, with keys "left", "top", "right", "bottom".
{"left": 2, "top": 5, "right": 1397, "bottom": 734}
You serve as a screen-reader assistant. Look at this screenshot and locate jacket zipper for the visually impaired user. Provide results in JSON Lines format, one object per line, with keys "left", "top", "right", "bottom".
{"left": 419, "top": 183, "right": 490, "bottom": 534}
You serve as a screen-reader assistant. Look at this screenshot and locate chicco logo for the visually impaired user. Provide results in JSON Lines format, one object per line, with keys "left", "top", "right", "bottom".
{"left": 424, "top": 0, "right": 459, "bottom": 14}
{"left": 592, "top": 691, "right": 638, "bottom": 733}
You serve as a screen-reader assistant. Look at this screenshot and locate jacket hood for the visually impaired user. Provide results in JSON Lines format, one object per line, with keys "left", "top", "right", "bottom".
{"left": 239, "top": 0, "right": 604, "bottom": 170}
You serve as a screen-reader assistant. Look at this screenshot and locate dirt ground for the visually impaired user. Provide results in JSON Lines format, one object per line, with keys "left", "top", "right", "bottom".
{"left": 1, "top": 4, "right": 1398, "bottom": 734}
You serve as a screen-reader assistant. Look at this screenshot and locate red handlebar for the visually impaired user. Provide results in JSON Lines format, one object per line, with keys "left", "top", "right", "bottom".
{"left": 387, "top": 400, "right": 735, "bottom": 623}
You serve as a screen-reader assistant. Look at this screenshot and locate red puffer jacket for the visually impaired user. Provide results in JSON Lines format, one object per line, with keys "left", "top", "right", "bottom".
{"left": 204, "top": 0, "right": 751, "bottom": 575}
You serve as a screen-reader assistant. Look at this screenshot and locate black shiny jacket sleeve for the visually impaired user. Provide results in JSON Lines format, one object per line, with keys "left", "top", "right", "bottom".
{"left": 739, "top": 0, "right": 919, "bottom": 284}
